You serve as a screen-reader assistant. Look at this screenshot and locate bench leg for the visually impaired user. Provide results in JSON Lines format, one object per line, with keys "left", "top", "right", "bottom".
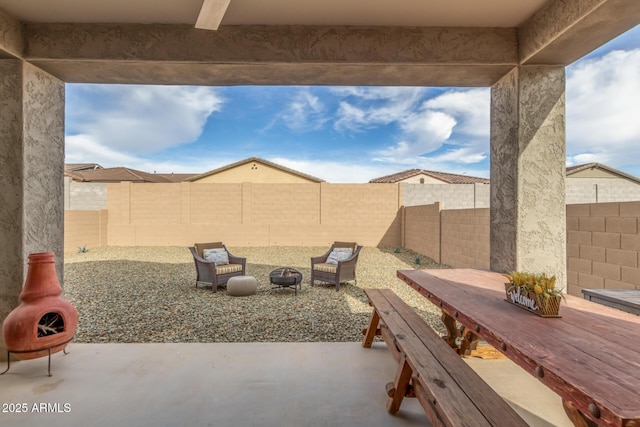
{"left": 362, "top": 309, "right": 381, "bottom": 348}
{"left": 386, "top": 355, "right": 413, "bottom": 414}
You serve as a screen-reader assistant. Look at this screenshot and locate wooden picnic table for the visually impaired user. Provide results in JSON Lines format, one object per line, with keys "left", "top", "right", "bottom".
{"left": 397, "top": 268, "right": 640, "bottom": 427}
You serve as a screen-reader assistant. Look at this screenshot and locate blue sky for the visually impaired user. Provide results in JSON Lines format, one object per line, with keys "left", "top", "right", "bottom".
{"left": 65, "top": 25, "right": 640, "bottom": 183}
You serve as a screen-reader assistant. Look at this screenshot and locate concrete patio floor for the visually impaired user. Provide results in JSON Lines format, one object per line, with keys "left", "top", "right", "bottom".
{"left": 0, "top": 342, "right": 572, "bottom": 427}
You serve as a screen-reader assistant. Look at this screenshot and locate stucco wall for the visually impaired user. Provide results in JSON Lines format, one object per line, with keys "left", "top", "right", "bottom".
{"left": 490, "top": 66, "right": 566, "bottom": 288}
{"left": 0, "top": 61, "right": 64, "bottom": 360}
{"left": 399, "top": 174, "right": 446, "bottom": 184}
{"left": 0, "top": 60, "right": 24, "bottom": 351}
{"left": 193, "top": 162, "right": 317, "bottom": 183}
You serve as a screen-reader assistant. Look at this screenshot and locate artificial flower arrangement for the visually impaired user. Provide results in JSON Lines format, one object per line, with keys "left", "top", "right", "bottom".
{"left": 503, "top": 271, "right": 565, "bottom": 317}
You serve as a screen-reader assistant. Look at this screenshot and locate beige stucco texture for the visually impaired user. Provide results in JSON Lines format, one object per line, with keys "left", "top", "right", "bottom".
{"left": 490, "top": 66, "right": 567, "bottom": 286}
{"left": 192, "top": 161, "right": 318, "bottom": 184}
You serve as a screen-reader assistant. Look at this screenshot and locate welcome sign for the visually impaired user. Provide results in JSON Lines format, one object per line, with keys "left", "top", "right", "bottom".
{"left": 504, "top": 284, "right": 561, "bottom": 318}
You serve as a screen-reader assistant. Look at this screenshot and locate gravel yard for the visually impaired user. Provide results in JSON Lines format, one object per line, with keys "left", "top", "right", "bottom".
{"left": 64, "top": 246, "right": 450, "bottom": 343}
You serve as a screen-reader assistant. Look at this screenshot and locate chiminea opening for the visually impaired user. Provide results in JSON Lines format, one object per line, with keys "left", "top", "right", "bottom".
{"left": 38, "top": 312, "right": 65, "bottom": 338}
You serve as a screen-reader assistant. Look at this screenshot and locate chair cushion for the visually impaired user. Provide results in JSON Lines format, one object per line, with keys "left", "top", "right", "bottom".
{"left": 215, "top": 263, "right": 243, "bottom": 275}
{"left": 326, "top": 247, "right": 353, "bottom": 264}
{"left": 314, "top": 263, "right": 338, "bottom": 273}
{"left": 203, "top": 248, "right": 229, "bottom": 265}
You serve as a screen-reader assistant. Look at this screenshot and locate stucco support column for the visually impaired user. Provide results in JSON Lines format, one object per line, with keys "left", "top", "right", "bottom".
{"left": 0, "top": 60, "right": 65, "bottom": 360}
{"left": 490, "top": 65, "right": 566, "bottom": 287}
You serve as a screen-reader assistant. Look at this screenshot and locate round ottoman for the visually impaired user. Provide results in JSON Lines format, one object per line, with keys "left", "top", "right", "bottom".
{"left": 227, "top": 275, "right": 258, "bottom": 296}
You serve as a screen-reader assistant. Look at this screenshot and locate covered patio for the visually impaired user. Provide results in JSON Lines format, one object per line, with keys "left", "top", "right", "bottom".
{"left": 1, "top": 342, "right": 570, "bottom": 427}
{"left": 1, "top": 1, "right": 639, "bottom": 426}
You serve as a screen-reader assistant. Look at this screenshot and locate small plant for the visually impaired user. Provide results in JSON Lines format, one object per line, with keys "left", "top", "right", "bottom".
{"left": 77, "top": 245, "right": 89, "bottom": 253}
{"left": 414, "top": 255, "right": 421, "bottom": 265}
{"left": 503, "top": 271, "right": 565, "bottom": 309}
{"left": 394, "top": 246, "right": 402, "bottom": 253}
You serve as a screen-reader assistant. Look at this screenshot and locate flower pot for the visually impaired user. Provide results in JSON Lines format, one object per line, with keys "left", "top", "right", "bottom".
{"left": 504, "top": 283, "right": 561, "bottom": 318}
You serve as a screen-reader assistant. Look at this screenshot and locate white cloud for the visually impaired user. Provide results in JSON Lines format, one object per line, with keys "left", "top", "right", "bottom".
{"left": 333, "top": 87, "right": 425, "bottom": 132}
{"left": 426, "top": 147, "right": 487, "bottom": 165}
{"left": 65, "top": 134, "right": 141, "bottom": 165}
{"left": 334, "top": 102, "right": 369, "bottom": 133}
{"left": 371, "top": 89, "right": 489, "bottom": 165}
{"left": 66, "top": 85, "right": 223, "bottom": 155}
{"left": 423, "top": 89, "right": 490, "bottom": 138}
{"left": 280, "top": 90, "right": 328, "bottom": 131}
{"left": 566, "top": 152, "right": 613, "bottom": 167}
{"left": 269, "top": 157, "right": 406, "bottom": 183}
{"left": 566, "top": 49, "right": 640, "bottom": 168}
{"left": 374, "top": 111, "right": 456, "bottom": 160}
{"left": 65, "top": 134, "right": 241, "bottom": 175}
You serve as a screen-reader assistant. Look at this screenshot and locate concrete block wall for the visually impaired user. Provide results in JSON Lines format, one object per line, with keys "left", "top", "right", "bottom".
{"left": 64, "top": 178, "right": 107, "bottom": 210}
{"left": 401, "top": 183, "right": 490, "bottom": 209}
{"left": 321, "top": 183, "right": 401, "bottom": 246}
{"left": 71, "top": 181, "right": 401, "bottom": 250}
{"left": 189, "top": 183, "right": 243, "bottom": 224}
{"left": 66, "top": 185, "right": 640, "bottom": 294}
{"left": 398, "top": 180, "right": 640, "bottom": 208}
{"left": 130, "top": 183, "right": 183, "bottom": 224}
{"left": 441, "top": 208, "right": 490, "bottom": 269}
{"left": 566, "top": 179, "right": 640, "bottom": 204}
{"left": 67, "top": 179, "right": 640, "bottom": 212}
{"left": 566, "top": 201, "right": 640, "bottom": 296}
{"left": 250, "top": 183, "right": 320, "bottom": 225}
{"left": 403, "top": 203, "right": 441, "bottom": 263}
{"left": 64, "top": 210, "right": 108, "bottom": 251}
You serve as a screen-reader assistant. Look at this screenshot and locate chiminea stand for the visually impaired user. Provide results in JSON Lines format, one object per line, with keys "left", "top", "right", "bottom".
{"left": 1, "top": 337, "right": 73, "bottom": 377}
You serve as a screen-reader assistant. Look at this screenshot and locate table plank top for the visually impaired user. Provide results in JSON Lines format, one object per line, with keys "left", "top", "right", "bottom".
{"left": 397, "top": 268, "right": 640, "bottom": 427}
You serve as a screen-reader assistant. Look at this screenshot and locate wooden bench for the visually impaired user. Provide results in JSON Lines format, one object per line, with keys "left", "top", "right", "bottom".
{"left": 362, "top": 288, "right": 527, "bottom": 427}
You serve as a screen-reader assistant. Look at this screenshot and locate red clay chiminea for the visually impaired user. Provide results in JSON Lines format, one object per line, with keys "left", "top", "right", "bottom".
{"left": 2, "top": 252, "right": 78, "bottom": 371}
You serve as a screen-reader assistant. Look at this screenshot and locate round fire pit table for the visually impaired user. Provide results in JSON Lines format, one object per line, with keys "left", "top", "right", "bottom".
{"left": 269, "top": 267, "right": 303, "bottom": 295}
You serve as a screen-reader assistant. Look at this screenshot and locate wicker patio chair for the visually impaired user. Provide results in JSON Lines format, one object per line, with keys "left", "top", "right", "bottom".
{"left": 310, "top": 241, "right": 362, "bottom": 291}
{"left": 189, "top": 242, "right": 246, "bottom": 292}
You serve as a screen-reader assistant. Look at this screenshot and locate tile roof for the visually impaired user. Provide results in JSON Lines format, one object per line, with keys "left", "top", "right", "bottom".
{"left": 155, "top": 173, "right": 199, "bottom": 182}
{"left": 186, "top": 156, "right": 325, "bottom": 183}
{"left": 371, "top": 163, "right": 640, "bottom": 185}
{"left": 65, "top": 167, "right": 195, "bottom": 183}
{"left": 369, "top": 169, "right": 490, "bottom": 184}
{"left": 64, "top": 163, "right": 103, "bottom": 171}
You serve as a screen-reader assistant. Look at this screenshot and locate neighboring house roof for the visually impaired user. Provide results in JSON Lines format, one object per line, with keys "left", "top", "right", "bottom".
{"left": 65, "top": 163, "right": 103, "bottom": 172}
{"left": 155, "top": 173, "right": 199, "bottom": 182}
{"left": 369, "top": 169, "right": 490, "bottom": 184}
{"left": 371, "top": 163, "right": 640, "bottom": 186}
{"left": 186, "top": 156, "right": 325, "bottom": 183}
{"left": 566, "top": 163, "right": 640, "bottom": 184}
{"left": 65, "top": 167, "right": 195, "bottom": 183}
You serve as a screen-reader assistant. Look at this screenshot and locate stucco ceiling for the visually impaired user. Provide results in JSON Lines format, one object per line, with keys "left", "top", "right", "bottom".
{"left": 0, "top": 0, "right": 549, "bottom": 27}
